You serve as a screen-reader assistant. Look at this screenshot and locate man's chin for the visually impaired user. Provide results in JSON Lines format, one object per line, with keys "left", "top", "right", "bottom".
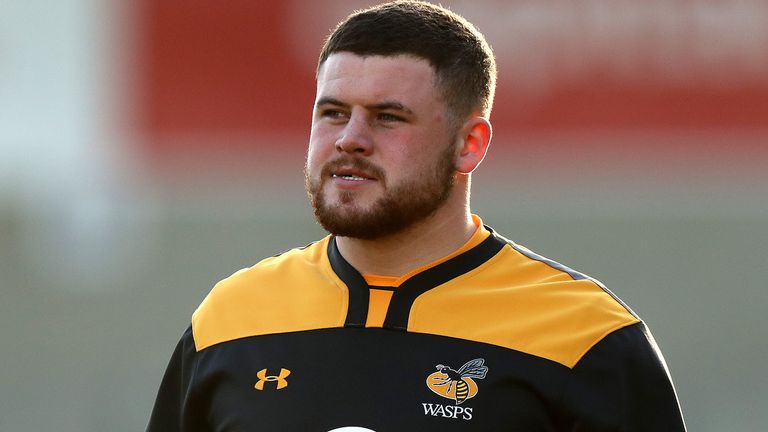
{"left": 326, "top": 188, "right": 377, "bottom": 207}
{"left": 313, "top": 206, "right": 390, "bottom": 240}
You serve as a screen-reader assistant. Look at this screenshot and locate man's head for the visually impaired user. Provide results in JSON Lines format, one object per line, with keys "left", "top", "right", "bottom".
{"left": 306, "top": 2, "right": 495, "bottom": 240}
{"left": 318, "top": 0, "right": 496, "bottom": 124}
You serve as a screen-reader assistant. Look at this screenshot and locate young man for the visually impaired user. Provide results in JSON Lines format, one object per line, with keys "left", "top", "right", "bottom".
{"left": 147, "top": 2, "right": 686, "bottom": 430}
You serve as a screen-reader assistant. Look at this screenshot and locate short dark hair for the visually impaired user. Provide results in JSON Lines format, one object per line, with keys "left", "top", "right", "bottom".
{"left": 318, "top": 1, "right": 497, "bottom": 122}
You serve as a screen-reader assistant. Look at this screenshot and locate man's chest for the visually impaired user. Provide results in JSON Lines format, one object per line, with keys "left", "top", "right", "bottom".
{"left": 193, "top": 328, "right": 568, "bottom": 431}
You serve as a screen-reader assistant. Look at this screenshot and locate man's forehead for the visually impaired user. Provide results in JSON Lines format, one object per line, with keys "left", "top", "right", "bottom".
{"left": 315, "top": 53, "right": 439, "bottom": 103}
{"left": 318, "top": 53, "right": 435, "bottom": 83}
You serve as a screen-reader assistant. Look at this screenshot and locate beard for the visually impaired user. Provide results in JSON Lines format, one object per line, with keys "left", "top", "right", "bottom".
{"left": 305, "top": 144, "right": 457, "bottom": 240}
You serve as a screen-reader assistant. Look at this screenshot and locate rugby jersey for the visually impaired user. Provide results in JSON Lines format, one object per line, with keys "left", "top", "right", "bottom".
{"left": 147, "top": 218, "right": 686, "bottom": 431}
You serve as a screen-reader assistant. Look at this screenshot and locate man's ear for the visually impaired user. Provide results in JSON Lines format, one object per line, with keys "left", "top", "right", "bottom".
{"left": 455, "top": 116, "right": 492, "bottom": 174}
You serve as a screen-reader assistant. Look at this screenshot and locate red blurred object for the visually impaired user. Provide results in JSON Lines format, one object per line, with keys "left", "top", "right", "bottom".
{"left": 135, "top": 0, "right": 768, "bottom": 161}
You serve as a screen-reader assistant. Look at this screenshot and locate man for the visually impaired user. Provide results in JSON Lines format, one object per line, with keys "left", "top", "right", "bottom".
{"left": 147, "top": 1, "right": 686, "bottom": 430}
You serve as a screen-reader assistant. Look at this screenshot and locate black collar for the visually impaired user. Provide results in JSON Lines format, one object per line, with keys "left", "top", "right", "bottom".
{"left": 327, "top": 227, "right": 506, "bottom": 330}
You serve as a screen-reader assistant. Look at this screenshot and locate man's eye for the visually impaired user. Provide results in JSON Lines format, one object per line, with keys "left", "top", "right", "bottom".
{"left": 378, "top": 113, "right": 404, "bottom": 122}
{"left": 321, "top": 109, "right": 346, "bottom": 119}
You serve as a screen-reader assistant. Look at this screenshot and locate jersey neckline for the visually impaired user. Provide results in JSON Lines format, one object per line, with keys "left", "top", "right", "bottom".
{"left": 327, "top": 226, "right": 506, "bottom": 330}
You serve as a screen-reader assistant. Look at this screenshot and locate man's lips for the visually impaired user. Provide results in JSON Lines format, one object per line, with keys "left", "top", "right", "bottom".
{"left": 331, "top": 168, "right": 376, "bottom": 181}
{"left": 319, "top": 157, "right": 385, "bottom": 187}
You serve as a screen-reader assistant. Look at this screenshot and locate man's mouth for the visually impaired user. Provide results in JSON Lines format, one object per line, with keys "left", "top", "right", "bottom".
{"left": 332, "top": 174, "right": 369, "bottom": 181}
{"left": 320, "top": 158, "right": 385, "bottom": 187}
{"left": 330, "top": 167, "right": 376, "bottom": 182}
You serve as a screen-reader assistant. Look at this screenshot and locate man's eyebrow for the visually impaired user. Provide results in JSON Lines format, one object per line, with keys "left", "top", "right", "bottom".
{"left": 367, "top": 101, "right": 413, "bottom": 114}
{"left": 315, "top": 97, "right": 413, "bottom": 114}
{"left": 315, "top": 97, "right": 348, "bottom": 109}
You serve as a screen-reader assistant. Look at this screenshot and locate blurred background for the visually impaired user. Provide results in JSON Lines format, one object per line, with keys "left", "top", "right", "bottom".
{"left": 1, "top": 0, "right": 766, "bottom": 430}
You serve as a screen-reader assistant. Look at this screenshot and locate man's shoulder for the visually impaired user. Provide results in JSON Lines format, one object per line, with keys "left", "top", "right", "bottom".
{"left": 487, "top": 232, "right": 636, "bottom": 318}
{"left": 412, "top": 231, "right": 641, "bottom": 368}
{"left": 190, "top": 237, "right": 347, "bottom": 351}
{"left": 213, "top": 238, "right": 330, "bottom": 292}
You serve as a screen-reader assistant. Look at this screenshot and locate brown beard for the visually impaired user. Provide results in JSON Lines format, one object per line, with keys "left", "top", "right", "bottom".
{"left": 305, "top": 144, "right": 457, "bottom": 240}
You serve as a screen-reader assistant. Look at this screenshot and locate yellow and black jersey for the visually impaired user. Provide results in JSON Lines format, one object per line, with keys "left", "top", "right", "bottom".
{"left": 147, "top": 219, "right": 686, "bottom": 431}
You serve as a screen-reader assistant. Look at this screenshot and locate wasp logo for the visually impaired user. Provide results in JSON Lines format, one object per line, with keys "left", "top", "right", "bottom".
{"left": 426, "top": 358, "right": 488, "bottom": 405}
{"left": 255, "top": 368, "right": 291, "bottom": 390}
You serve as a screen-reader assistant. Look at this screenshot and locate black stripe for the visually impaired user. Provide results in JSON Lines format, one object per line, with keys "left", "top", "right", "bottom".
{"left": 327, "top": 238, "right": 370, "bottom": 327}
{"left": 368, "top": 286, "right": 397, "bottom": 292}
{"left": 383, "top": 229, "right": 506, "bottom": 330}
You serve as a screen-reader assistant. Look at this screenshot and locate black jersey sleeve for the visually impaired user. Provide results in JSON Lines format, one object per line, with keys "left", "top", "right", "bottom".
{"left": 146, "top": 326, "right": 206, "bottom": 432}
{"left": 560, "top": 322, "right": 687, "bottom": 431}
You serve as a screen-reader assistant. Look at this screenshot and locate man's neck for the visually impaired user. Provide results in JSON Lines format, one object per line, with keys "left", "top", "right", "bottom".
{"left": 334, "top": 205, "right": 477, "bottom": 277}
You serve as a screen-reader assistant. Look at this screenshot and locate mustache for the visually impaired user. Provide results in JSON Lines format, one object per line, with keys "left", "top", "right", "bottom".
{"left": 320, "top": 156, "right": 387, "bottom": 183}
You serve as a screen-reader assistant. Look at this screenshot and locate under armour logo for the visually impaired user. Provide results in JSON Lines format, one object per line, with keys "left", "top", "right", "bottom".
{"left": 255, "top": 368, "right": 291, "bottom": 390}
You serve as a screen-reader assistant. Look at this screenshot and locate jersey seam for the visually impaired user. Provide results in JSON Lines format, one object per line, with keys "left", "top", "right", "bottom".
{"left": 195, "top": 325, "right": 353, "bottom": 351}
{"left": 566, "top": 318, "right": 641, "bottom": 369}
{"left": 502, "top": 237, "right": 640, "bottom": 320}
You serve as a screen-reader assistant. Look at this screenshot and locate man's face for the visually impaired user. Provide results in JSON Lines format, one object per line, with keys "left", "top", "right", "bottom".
{"left": 305, "top": 53, "right": 458, "bottom": 240}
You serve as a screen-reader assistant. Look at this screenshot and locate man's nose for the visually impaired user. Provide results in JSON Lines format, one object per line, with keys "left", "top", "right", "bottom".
{"left": 335, "top": 115, "right": 373, "bottom": 156}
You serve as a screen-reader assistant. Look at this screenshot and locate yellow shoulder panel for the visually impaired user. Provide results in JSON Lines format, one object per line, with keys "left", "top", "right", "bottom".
{"left": 191, "top": 237, "right": 349, "bottom": 351}
{"left": 409, "top": 244, "right": 639, "bottom": 368}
